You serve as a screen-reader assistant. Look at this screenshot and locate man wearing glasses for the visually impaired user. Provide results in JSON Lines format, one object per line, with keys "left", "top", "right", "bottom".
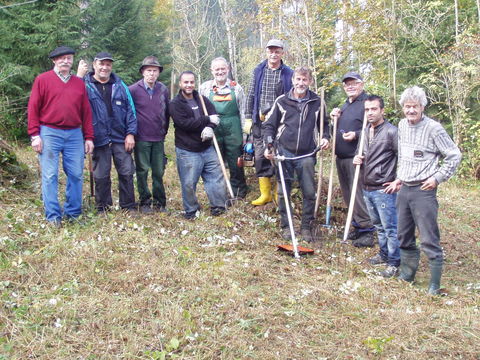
{"left": 330, "top": 72, "right": 375, "bottom": 247}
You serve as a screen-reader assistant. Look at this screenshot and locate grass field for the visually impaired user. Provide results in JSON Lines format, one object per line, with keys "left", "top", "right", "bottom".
{"left": 1, "top": 137, "right": 479, "bottom": 359}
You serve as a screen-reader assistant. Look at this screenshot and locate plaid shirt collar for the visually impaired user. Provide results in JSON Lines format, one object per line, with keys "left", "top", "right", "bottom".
{"left": 54, "top": 67, "right": 72, "bottom": 83}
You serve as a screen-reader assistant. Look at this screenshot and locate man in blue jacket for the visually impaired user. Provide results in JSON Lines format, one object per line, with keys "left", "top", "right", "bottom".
{"left": 84, "top": 52, "right": 137, "bottom": 212}
{"left": 244, "top": 39, "right": 294, "bottom": 206}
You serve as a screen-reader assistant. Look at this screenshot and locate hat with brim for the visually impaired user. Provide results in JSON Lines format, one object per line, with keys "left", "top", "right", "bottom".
{"left": 342, "top": 71, "right": 363, "bottom": 82}
{"left": 49, "top": 46, "right": 75, "bottom": 59}
{"left": 139, "top": 56, "right": 163, "bottom": 74}
{"left": 266, "top": 39, "right": 284, "bottom": 49}
{"left": 94, "top": 52, "right": 114, "bottom": 61}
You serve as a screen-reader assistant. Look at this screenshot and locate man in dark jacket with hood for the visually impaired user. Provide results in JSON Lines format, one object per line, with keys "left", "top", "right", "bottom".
{"left": 263, "top": 67, "right": 329, "bottom": 242}
{"left": 84, "top": 52, "right": 137, "bottom": 212}
{"left": 244, "top": 39, "right": 294, "bottom": 206}
{"left": 169, "top": 71, "right": 227, "bottom": 219}
{"left": 129, "top": 56, "right": 170, "bottom": 213}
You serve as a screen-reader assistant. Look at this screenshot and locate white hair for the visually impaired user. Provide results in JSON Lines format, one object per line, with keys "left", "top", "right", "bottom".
{"left": 399, "top": 86, "right": 428, "bottom": 107}
{"left": 210, "top": 57, "right": 229, "bottom": 68}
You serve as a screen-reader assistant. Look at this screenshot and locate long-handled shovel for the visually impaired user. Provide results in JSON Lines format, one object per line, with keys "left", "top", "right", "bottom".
{"left": 341, "top": 112, "right": 368, "bottom": 242}
{"left": 274, "top": 151, "right": 314, "bottom": 258}
{"left": 198, "top": 95, "right": 239, "bottom": 205}
{"left": 313, "top": 87, "right": 325, "bottom": 219}
{"left": 324, "top": 114, "right": 338, "bottom": 228}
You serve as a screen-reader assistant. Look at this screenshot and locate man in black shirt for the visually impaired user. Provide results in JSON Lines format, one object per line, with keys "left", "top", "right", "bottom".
{"left": 330, "top": 72, "right": 374, "bottom": 246}
{"left": 169, "top": 71, "right": 227, "bottom": 219}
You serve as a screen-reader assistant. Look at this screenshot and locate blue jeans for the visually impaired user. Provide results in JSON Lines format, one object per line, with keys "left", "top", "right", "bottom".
{"left": 276, "top": 150, "right": 316, "bottom": 230}
{"left": 363, "top": 189, "right": 400, "bottom": 266}
{"left": 39, "top": 126, "right": 84, "bottom": 221}
{"left": 175, "top": 146, "right": 227, "bottom": 214}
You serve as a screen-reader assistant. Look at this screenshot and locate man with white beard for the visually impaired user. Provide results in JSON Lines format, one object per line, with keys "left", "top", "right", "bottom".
{"left": 199, "top": 57, "right": 247, "bottom": 198}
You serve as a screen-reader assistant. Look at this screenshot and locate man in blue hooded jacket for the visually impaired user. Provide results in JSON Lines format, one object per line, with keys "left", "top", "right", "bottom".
{"left": 244, "top": 39, "right": 294, "bottom": 206}
{"left": 84, "top": 52, "right": 137, "bottom": 212}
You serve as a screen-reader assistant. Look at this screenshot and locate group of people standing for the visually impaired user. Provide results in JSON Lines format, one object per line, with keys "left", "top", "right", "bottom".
{"left": 28, "top": 39, "right": 461, "bottom": 294}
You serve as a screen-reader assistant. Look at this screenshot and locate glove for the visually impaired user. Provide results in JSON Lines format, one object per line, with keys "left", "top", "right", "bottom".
{"left": 209, "top": 114, "right": 220, "bottom": 126}
{"left": 201, "top": 127, "right": 214, "bottom": 142}
{"left": 243, "top": 118, "right": 253, "bottom": 134}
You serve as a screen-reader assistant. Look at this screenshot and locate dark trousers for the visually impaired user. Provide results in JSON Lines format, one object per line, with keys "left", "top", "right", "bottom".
{"left": 276, "top": 151, "right": 316, "bottom": 230}
{"left": 336, "top": 157, "right": 373, "bottom": 229}
{"left": 396, "top": 185, "right": 443, "bottom": 261}
{"left": 134, "top": 140, "right": 166, "bottom": 207}
{"left": 92, "top": 143, "right": 136, "bottom": 210}
{"left": 252, "top": 122, "right": 275, "bottom": 178}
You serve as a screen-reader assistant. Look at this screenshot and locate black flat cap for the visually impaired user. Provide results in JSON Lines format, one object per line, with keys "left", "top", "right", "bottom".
{"left": 49, "top": 46, "right": 75, "bottom": 59}
{"left": 342, "top": 71, "right": 363, "bottom": 82}
{"left": 94, "top": 52, "right": 114, "bottom": 61}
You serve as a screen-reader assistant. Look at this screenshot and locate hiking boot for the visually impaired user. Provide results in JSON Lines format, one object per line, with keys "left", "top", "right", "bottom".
{"left": 380, "top": 265, "right": 399, "bottom": 278}
{"left": 140, "top": 204, "right": 153, "bottom": 214}
{"left": 300, "top": 228, "right": 314, "bottom": 243}
{"left": 353, "top": 232, "right": 375, "bottom": 248}
{"left": 183, "top": 211, "right": 197, "bottom": 220}
{"left": 368, "top": 253, "right": 387, "bottom": 266}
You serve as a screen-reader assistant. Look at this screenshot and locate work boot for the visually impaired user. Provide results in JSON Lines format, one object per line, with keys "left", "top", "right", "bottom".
{"left": 398, "top": 248, "right": 420, "bottom": 282}
{"left": 251, "top": 177, "right": 272, "bottom": 206}
{"left": 428, "top": 258, "right": 443, "bottom": 295}
{"left": 353, "top": 231, "right": 375, "bottom": 248}
{"left": 368, "top": 253, "right": 387, "bottom": 266}
{"left": 300, "top": 228, "right": 314, "bottom": 243}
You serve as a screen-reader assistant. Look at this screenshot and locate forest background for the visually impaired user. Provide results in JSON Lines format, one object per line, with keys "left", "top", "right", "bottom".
{"left": 0, "top": 0, "right": 479, "bottom": 179}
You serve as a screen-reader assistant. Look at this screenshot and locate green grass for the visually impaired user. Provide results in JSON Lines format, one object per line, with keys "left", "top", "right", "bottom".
{"left": 0, "top": 138, "right": 479, "bottom": 359}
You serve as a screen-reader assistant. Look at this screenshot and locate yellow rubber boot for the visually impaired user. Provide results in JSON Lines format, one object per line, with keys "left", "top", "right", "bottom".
{"left": 251, "top": 177, "right": 273, "bottom": 205}
{"left": 272, "top": 179, "right": 278, "bottom": 203}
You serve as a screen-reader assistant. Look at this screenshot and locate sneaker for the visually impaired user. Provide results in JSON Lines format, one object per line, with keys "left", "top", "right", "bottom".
{"left": 353, "top": 232, "right": 375, "bottom": 248}
{"left": 300, "top": 228, "right": 314, "bottom": 243}
{"left": 47, "top": 218, "right": 62, "bottom": 228}
{"left": 380, "top": 265, "right": 399, "bottom": 278}
{"left": 140, "top": 204, "right": 153, "bottom": 214}
{"left": 183, "top": 211, "right": 198, "bottom": 220}
{"left": 368, "top": 253, "right": 387, "bottom": 265}
{"left": 347, "top": 228, "right": 360, "bottom": 240}
{"left": 211, "top": 207, "right": 226, "bottom": 216}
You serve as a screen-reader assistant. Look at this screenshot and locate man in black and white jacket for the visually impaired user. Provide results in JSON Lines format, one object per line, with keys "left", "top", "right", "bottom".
{"left": 263, "top": 67, "right": 329, "bottom": 242}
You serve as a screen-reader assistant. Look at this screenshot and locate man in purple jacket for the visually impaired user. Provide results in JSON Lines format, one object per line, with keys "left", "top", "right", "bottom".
{"left": 129, "top": 56, "right": 170, "bottom": 213}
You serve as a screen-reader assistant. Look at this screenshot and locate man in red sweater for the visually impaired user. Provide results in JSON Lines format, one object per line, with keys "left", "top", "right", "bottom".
{"left": 28, "top": 46, "right": 94, "bottom": 227}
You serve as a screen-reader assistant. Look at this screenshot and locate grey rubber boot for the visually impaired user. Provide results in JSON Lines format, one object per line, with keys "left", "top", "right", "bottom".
{"left": 398, "top": 248, "right": 420, "bottom": 282}
{"left": 428, "top": 258, "right": 443, "bottom": 295}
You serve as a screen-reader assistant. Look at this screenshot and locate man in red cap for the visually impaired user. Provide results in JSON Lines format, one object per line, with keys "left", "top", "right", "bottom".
{"left": 28, "top": 46, "right": 94, "bottom": 227}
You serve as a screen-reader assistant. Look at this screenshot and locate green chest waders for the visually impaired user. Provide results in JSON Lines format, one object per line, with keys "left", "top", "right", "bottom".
{"left": 208, "top": 88, "right": 247, "bottom": 198}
